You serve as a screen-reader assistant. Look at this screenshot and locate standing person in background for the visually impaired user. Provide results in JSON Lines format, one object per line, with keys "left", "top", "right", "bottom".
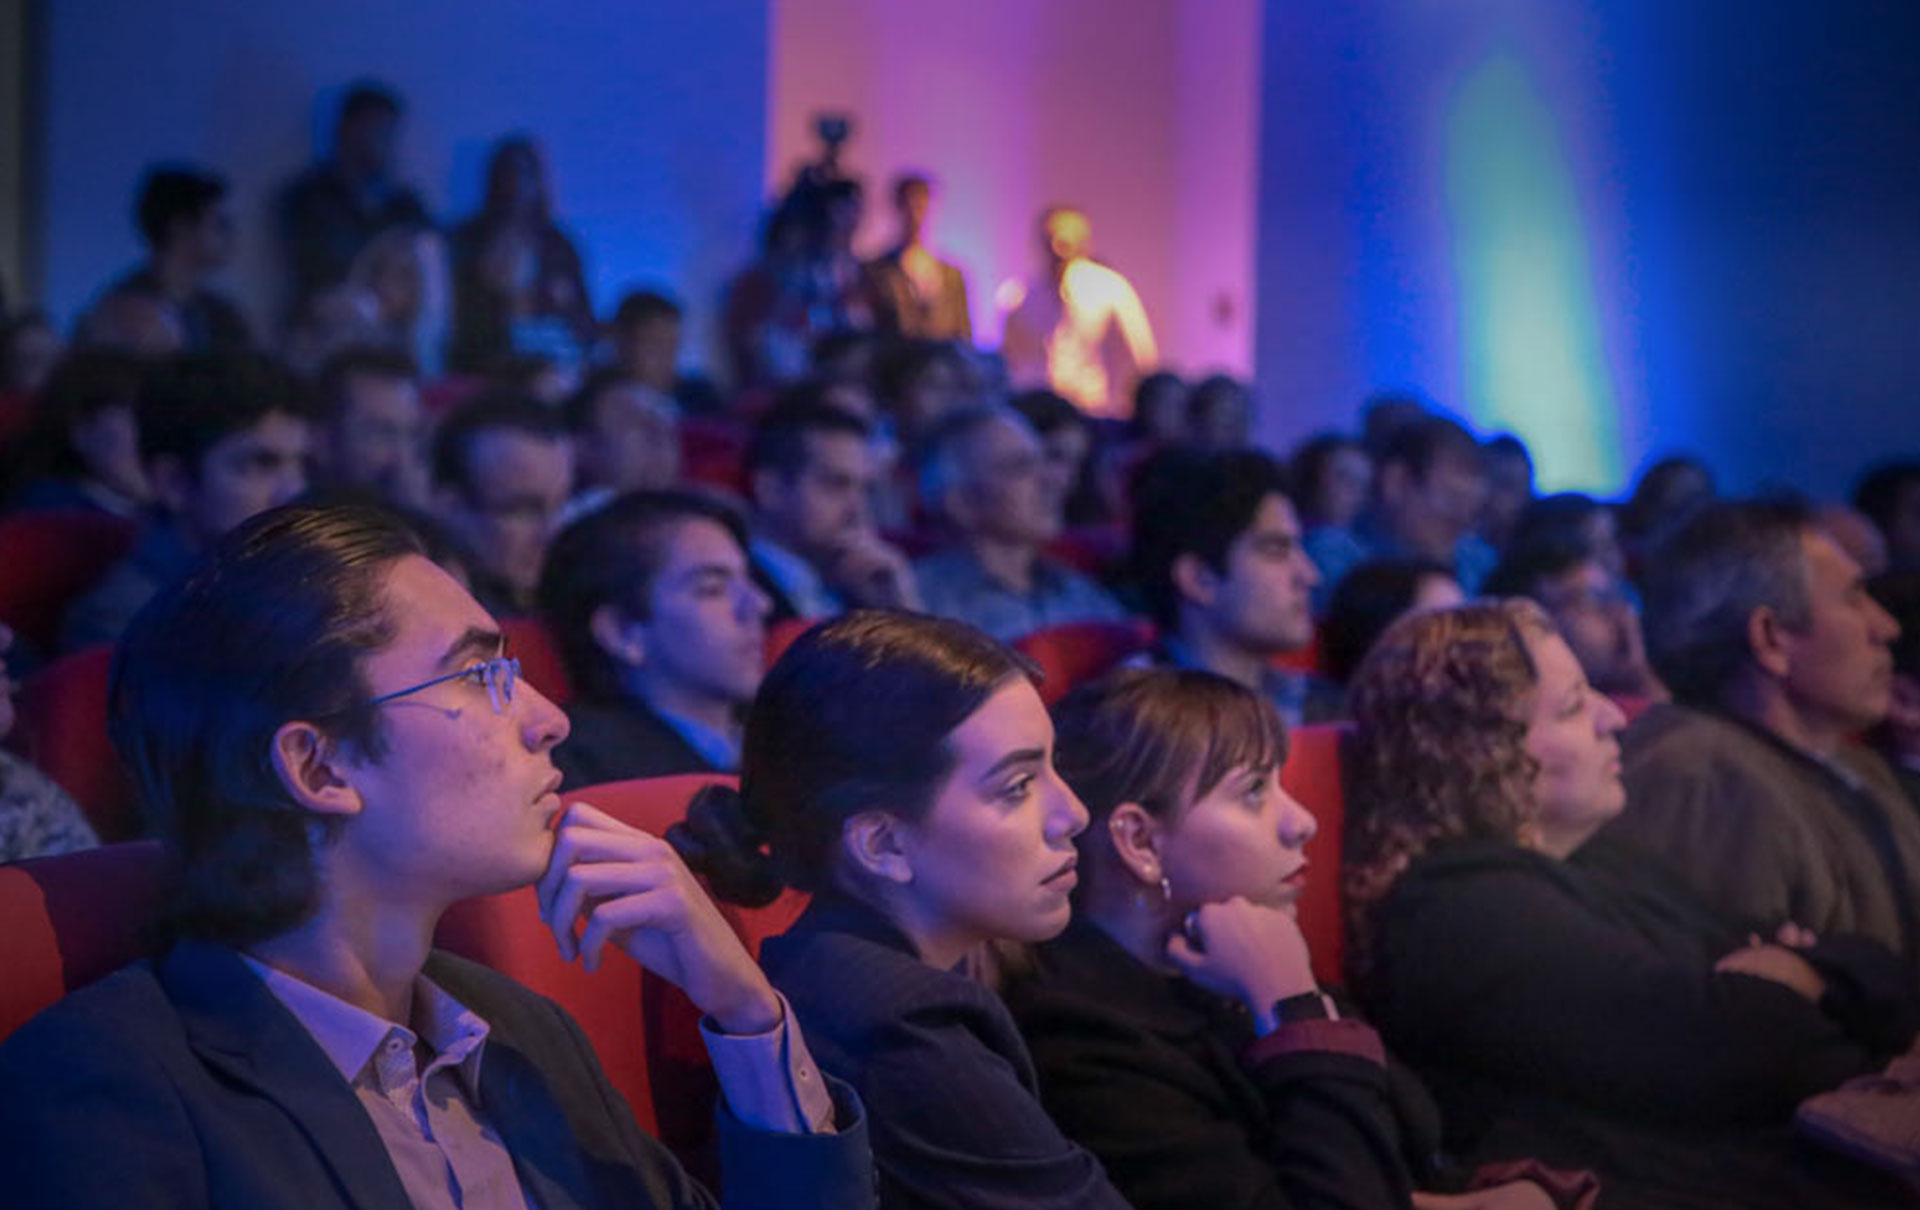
{"left": 279, "top": 82, "right": 432, "bottom": 304}
{"left": 108, "top": 165, "right": 250, "bottom": 352}
{"left": 349, "top": 225, "right": 450, "bottom": 378}
{"left": 865, "top": 173, "right": 972, "bottom": 343}
{"left": 1001, "top": 207, "right": 1157, "bottom": 419}
{"left": 450, "top": 136, "right": 594, "bottom": 375}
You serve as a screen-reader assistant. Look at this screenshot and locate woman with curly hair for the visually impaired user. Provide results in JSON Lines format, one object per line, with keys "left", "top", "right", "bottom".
{"left": 1344, "top": 600, "right": 1918, "bottom": 1209}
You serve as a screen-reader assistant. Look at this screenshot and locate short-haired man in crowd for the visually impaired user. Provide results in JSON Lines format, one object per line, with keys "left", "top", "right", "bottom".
{"left": 1305, "top": 413, "right": 1495, "bottom": 614}
{"left": 744, "top": 394, "right": 919, "bottom": 621}
{"left": 433, "top": 392, "right": 573, "bottom": 617}
{"left": 1484, "top": 544, "right": 1666, "bottom": 703}
{"left": 912, "top": 405, "right": 1128, "bottom": 642}
{"left": 0, "top": 502, "right": 870, "bottom": 1206}
{"left": 540, "top": 491, "right": 771, "bottom": 786}
{"left": 311, "top": 346, "right": 427, "bottom": 507}
{"left": 608, "top": 289, "right": 720, "bottom": 417}
{"left": 279, "top": 82, "right": 432, "bottom": 300}
{"left": 1609, "top": 498, "right": 1920, "bottom": 974}
{"left": 1130, "top": 448, "right": 1336, "bottom": 729}
{"left": 107, "top": 165, "right": 250, "bottom": 351}
{"left": 61, "top": 352, "right": 312, "bottom": 651}
{"left": 559, "top": 368, "right": 681, "bottom": 525}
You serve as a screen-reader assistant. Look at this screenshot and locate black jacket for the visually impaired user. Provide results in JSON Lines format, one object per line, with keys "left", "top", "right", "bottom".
{"left": 1004, "top": 919, "right": 1430, "bottom": 1210}
{"left": 0, "top": 941, "right": 872, "bottom": 1209}
{"left": 556, "top": 697, "right": 726, "bottom": 790}
{"left": 1360, "top": 835, "right": 1917, "bottom": 1209}
{"left": 761, "top": 895, "right": 1130, "bottom": 1210}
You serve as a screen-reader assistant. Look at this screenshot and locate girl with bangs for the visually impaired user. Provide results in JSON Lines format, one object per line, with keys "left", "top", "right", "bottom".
{"left": 1007, "top": 668, "right": 1584, "bottom": 1210}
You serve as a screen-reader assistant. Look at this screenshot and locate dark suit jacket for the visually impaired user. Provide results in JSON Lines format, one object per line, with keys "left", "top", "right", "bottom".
{"left": 760, "top": 895, "right": 1129, "bottom": 1210}
{"left": 1004, "top": 919, "right": 1424, "bottom": 1210}
{"left": 556, "top": 697, "right": 726, "bottom": 790}
{"left": 863, "top": 250, "right": 971, "bottom": 342}
{"left": 0, "top": 941, "right": 872, "bottom": 1210}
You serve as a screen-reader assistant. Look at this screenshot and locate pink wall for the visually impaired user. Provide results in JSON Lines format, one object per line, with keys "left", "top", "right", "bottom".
{"left": 769, "top": 0, "right": 1257, "bottom": 375}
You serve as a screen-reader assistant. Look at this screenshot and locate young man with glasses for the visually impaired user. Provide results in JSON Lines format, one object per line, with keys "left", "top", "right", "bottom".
{"left": 0, "top": 502, "right": 870, "bottom": 1208}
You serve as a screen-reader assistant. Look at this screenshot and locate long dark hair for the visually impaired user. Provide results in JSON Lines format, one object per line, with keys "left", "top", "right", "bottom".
{"left": 670, "top": 611, "right": 1037, "bottom": 906}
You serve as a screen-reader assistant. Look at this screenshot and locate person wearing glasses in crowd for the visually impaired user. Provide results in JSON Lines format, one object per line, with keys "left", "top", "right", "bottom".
{"left": 0, "top": 502, "right": 873, "bottom": 1208}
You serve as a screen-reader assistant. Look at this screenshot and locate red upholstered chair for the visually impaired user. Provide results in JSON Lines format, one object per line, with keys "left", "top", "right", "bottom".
{"left": 1013, "top": 618, "right": 1156, "bottom": 707}
{"left": 10, "top": 645, "right": 138, "bottom": 842}
{"left": 1610, "top": 693, "right": 1655, "bottom": 725}
{"left": 1043, "top": 524, "right": 1128, "bottom": 578}
{"left": 501, "top": 615, "right": 573, "bottom": 707}
{"left": 0, "top": 840, "right": 167, "bottom": 1044}
{"left": 680, "top": 417, "right": 750, "bottom": 496}
{"left": 1271, "top": 626, "right": 1325, "bottom": 676}
{"left": 1279, "top": 723, "right": 1348, "bottom": 987}
{"left": 763, "top": 615, "right": 818, "bottom": 671}
{"left": 0, "top": 511, "right": 139, "bottom": 653}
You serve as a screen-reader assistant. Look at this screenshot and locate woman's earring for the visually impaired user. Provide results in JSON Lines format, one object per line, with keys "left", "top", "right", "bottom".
{"left": 1158, "top": 874, "right": 1173, "bottom": 904}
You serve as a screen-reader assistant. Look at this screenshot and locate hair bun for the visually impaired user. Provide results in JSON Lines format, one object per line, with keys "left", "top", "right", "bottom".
{"left": 668, "top": 784, "right": 784, "bottom": 908}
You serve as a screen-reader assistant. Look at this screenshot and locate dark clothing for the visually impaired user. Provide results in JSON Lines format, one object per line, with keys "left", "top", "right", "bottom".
{"left": 1004, "top": 919, "right": 1425, "bottom": 1210}
{"left": 0, "top": 941, "right": 872, "bottom": 1209}
{"left": 1361, "top": 835, "right": 1918, "bottom": 1208}
{"left": 760, "top": 895, "right": 1129, "bottom": 1210}
{"left": 556, "top": 697, "right": 725, "bottom": 791}
{"left": 864, "top": 249, "right": 972, "bottom": 342}
{"left": 58, "top": 520, "right": 199, "bottom": 652}
{"left": 278, "top": 164, "right": 432, "bottom": 299}
{"left": 448, "top": 218, "right": 594, "bottom": 373}
{"left": 1614, "top": 701, "right": 1920, "bottom": 976}
{"left": 113, "top": 267, "right": 252, "bottom": 351}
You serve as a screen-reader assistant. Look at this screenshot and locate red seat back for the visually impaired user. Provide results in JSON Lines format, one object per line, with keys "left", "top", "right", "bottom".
{"left": 11, "top": 646, "right": 138, "bottom": 842}
{"left": 1280, "top": 723, "right": 1348, "bottom": 986}
{"left": 0, "top": 511, "right": 139, "bottom": 653}
{"left": 1043, "top": 524, "right": 1128, "bottom": 578}
{"left": 1271, "top": 626, "right": 1325, "bottom": 676}
{"left": 680, "top": 417, "right": 750, "bottom": 496}
{"left": 0, "top": 840, "right": 168, "bottom": 1043}
{"left": 1014, "top": 619, "right": 1156, "bottom": 706}
{"left": 502, "top": 615, "right": 573, "bottom": 707}
{"left": 764, "top": 615, "right": 818, "bottom": 671}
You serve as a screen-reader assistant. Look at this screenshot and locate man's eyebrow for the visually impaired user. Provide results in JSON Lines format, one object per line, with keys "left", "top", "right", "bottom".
{"left": 438, "top": 626, "right": 505, "bottom": 671}
{"left": 980, "top": 748, "right": 1046, "bottom": 781}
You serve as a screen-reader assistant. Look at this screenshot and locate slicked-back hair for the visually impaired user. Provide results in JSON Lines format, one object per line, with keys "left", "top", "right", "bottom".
{"left": 111, "top": 502, "right": 425, "bottom": 945}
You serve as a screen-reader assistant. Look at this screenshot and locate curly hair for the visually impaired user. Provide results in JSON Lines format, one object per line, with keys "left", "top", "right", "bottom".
{"left": 1341, "top": 599, "right": 1554, "bottom": 982}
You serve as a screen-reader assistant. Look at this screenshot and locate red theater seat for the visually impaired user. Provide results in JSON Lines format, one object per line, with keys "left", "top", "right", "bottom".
{"left": 1014, "top": 618, "right": 1156, "bottom": 706}
{"left": 1280, "top": 723, "right": 1348, "bottom": 986}
{"left": 764, "top": 615, "right": 818, "bottom": 671}
{"left": 0, "top": 840, "right": 167, "bottom": 1044}
{"left": 680, "top": 417, "right": 750, "bottom": 495}
{"left": 502, "top": 615, "right": 573, "bottom": 707}
{"left": 0, "top": 511, "right": 139, "bottom": 653}
{"left": 11, "top": 646, "right": 138, "bottom": 842}
{"left": 1271, "top": 627, "right": 1324, "bottom": 676}
{"left": 1043, "top": 524, "right": 1128, "bottom": 578}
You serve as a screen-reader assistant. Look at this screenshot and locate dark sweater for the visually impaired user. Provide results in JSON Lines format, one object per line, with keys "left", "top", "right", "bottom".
{"left": 1360, "top": 835, "right": 1917, "bottom": 1209}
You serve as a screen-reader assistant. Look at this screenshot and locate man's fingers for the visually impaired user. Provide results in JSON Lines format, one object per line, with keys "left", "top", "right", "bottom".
{"left": 575, "top": 891, "right": 684, "bottom": 974}
{"left": 547, "top": 861, "right": 675, "bottom": 960}
{"left": 537, "top": 815, "right": 673, "bottom": 920}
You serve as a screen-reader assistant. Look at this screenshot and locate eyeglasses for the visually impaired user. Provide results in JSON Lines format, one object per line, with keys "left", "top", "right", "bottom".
{"left": 369, "top": 656, "right": 521, "bottom": 716}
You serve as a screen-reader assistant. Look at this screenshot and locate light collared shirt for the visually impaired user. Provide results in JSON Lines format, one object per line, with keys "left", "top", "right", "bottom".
{"left": 245, "top": 957, "right": 835, "bottom": 1210}
{"left": 913, "top": 546, "right": 1130, "bottom": 642}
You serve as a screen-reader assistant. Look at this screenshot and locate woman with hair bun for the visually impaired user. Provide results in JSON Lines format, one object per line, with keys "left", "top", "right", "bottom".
{"left": 670, "top": 610, "right": 1130, "bottom": 1210}
{"left": 1344, "top": 600, "right": 1919, "bottom": 1210}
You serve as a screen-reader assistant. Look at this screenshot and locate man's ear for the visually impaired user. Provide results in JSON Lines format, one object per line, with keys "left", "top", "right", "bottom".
{"left": 842, "top": 810, "right": 914, "bottom": 885}
{"left": 589, "top": 604, "right": 645, "bottom": 670}
{"left": 1170, "top": 552, "right": 1219, "bottom": 611}
{"left": 1107, "top": 802, "right": 1164, "bottom": 888}
{"left": 1748, "top": 604, "right": 1793, "bottom": 679}
{"left": 269, "top": 721, "right": 365, "bottom": 820}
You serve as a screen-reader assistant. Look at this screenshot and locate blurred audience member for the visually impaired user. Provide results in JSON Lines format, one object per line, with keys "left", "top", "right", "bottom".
{"left": 1853, "top": 459, "right": 1920, "bottom": 573}
{"left": 560, "top": 368, "right": 681, "bottom": 523}
{"left": 540, "top": 490, "right": 769, "bottom": 785}
{"left": 450, "top": 136, "right": 593, "bottom": 374}
{"left": 76, "top": 281, "right": 185, "bottom": 357}
{"left": 1506, "top": 493, "right": 1627, "bottom": 582}
{"left": 1, "top": 311, "right": 65, "bottom": 397}
{"left": 1484, "top": 546, "right": 1663, "bottom": 701}
{"left": 1319, "top": 558, "right": 1463, "bottom": 688}
{"left": 1128, "top": 371, "right": 1189, "bottom": 447}
{"left": 809, "top": 329, "right": 881, "bottom": 418}
{"left": 1001, "top": 207, "right": 1157, "bottom": 418}
{"left": 1867, "top": 568, "right": 1920, "bottom": 809}
{"left": 1009, "top": 388, "right": 1101, "bottom": 527}
{"left": 724, "top": 187, "right": 873, "bottom": 390}
{"left": 1358, "top": 391, "right": 1428, "bottom": 459}
{"left": 914, "top": 405, "right": 1127, "bottom": 640}
{"left": 1479, "top": 433, "right": 1536, "bottom": 551}
{"left": 1130, "top": 449, "right": 1332, "bottom": 728}
{"left": 609, "top": 288, "right": 720, "bottom": 417}
{"left": 1186, "top": 374, "right": 1252, "bottom": 452}
{"left": 1618, "top": 498, "right": 1920, "bottom": 974}
{"left": 1620, "top": 454, "right": 1716, "bottom": 558}
{"left": 280, "top": 282, "right": 384, "bottom": 378}
{"left": 432, "top": 392, "right": 572, "bottom": 617}
{"left": 1288, "top": 433, "right": 1372, "bottom": 535}
{"left": 874, "top": 337, "right": 968, "bottom": 455}
{"left": 348, "top": 224, "right": 450, "bottom": 376}
{"left": 278, "top": 81, "right": 430, "bottom": 301}
{"left": 0, "top": 623, "right": 98, "bottom": 863}
{"left": 61, "top": 353, "right": 312, "bottom": 650}
{"left": 107, "top": 165, "right": 249, "bottom": 351}
{"left": 1306, "top": 414, "right": 1494, "bottom": 613}
{"left": 865, "top": 173, "right": 971, "bottom": 342}
{"left": 6, "top": 349, "right": 153, "bottom": 518}
{"left": 745, "top": 394, "right": 918, "bottom": 620}
{"left": 1815, "top": 501, "right": 1890, "bottom": 578}
{"left": 311, "top": 346, "right": 427, "bottom": 507}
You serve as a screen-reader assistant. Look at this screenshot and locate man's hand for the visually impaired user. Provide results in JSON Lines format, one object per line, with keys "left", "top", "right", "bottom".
{"left": 829, "top": 534, "right": 922, "bottom": 610}
{"left": 1715, "top": 941, "right": 1827, "bottom": 1002}
{"left": 536, "top": 802, "right": 783, "bottom": 1035}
